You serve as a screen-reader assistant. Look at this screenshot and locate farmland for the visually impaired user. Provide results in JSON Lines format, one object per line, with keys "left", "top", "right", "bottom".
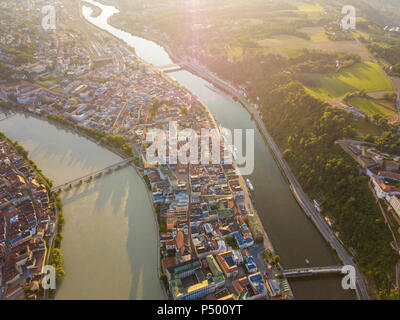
{"left": 306, "top": 62, "right": 393, "bottom": 99}
{"left": 257, "top": 26, "right": 371, "bottom": 61}
{"left": 349, "top": 99, "right": 395, "bottom": 118}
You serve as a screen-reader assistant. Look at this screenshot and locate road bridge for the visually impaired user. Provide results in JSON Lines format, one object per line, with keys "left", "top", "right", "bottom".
{"left": 52, "top": 157, "right": 134, "bottom": 192}
{"left": 158, "top": 63, "right": 184, "bottom": 73}
{"left": 158, "top": 63, "right": 179, "bottom": 69}
{"left": 163, "top": 67, "right": 183, "bottom": 73}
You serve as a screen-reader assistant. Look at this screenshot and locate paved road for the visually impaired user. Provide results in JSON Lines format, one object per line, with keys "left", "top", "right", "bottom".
{"left": 248, "top": 243, "right": 267, "bottom": 274}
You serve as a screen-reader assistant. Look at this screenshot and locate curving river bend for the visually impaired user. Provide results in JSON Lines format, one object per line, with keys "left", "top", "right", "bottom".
{"left": 0, "top": 0, "right": 354, "bottom": 300}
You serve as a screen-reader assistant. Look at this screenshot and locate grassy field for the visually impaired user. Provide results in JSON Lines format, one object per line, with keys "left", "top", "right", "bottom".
{"left": 350, "top": 99, "right": 395, "bottom": 118}
{"left": 306, "top": 62, "right": 393, "bottom": 99}
{"left": 227, "top": 46, "right": 243, "bottom": 62}
{"left": 301, "top": 26, "right": 329, "bottom": 42}
{"left": 379, "top": 100, "right": 398, "bottom": 112}
{"left": 258, "top": 27, "right": 371, "bottom": 61}
{"left": 258, "top": 35, "right": 309, "bottom": 49}
{"left": 297, "top": 3, "right": 324, "bottom": 13}
{"left": 348, "top": 118, "right": 384, "bottom": 137}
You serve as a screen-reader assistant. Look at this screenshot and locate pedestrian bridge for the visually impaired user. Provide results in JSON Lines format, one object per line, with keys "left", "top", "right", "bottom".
{"left": 52, "top": 157, "right": 134, "bottom": 193}
{"left": 282, "top": 266, "right": 344, "bottom": 277}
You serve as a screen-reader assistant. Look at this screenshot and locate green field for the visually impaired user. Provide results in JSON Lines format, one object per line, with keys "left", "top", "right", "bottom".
{"left": 297, "top": 3, "right": 323, "bottom": 12}
{"left": 348, "top": 118, "right": 384, "bottom": 137}
{"left": 306, "top": 62, "right": 393, "bottom": 99}
{"left": 350, "top": 99, "right": 395, "bottom": 118}
{"left": 379, "top": 100, "right": 398, "bottom": 112}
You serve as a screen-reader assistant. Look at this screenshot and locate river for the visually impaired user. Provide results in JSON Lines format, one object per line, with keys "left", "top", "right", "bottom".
{"left": 0, "top": 113, "right": 164, "bottom": 300}
{"left": 0, "top": 0, "right": 354, "bottom": 300}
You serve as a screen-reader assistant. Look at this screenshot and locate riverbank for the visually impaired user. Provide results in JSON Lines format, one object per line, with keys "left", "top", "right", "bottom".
{"left": 138, "top": 170, "right": 169, "bottom": 299}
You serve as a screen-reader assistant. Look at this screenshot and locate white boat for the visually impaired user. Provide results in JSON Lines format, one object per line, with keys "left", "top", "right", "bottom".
{"left": 246, "top": 179, "right": 255, "bottom": 204}
{"left": 246, "top": 178, "right": 254, "bottom": 193}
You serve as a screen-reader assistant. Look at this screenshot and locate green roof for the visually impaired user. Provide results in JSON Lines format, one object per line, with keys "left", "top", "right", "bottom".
{"left": 206, "top": 255, "right": 225, "bottom": 283}
{"left": 167, "top": 259, "right": 201, "bottom": 278}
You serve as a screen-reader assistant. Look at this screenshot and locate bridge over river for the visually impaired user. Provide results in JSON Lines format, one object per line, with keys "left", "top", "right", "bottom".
{"left": 158, "top": 63, "right": 184, "bottom": 73}
{"left": 282, "top": 266, "right": 345, "bottom": 278}
{"left": 52, "top": 157, "right": 134, "bottom": 192}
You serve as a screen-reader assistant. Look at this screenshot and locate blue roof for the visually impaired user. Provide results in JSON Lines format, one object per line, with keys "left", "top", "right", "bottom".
{"left": 175, "top": 192, "right": 188, "bottom": 200}
{"left": 244, "top": 236, "right": 254, "bottom": 244}
{"left": 225, "top": 255, "right": 235, "bottom": 267}
{"left": 268, "top": 279, "right": 280, "bottom": 294}
{"left": 204, "top": 223, "right": 213, "bottom": 233}
{"left": 232, "top": 231, "right": 244, "bottom": 246}
{"left": 245, "top": 256, "right": 256, "bottom": 264}
{"left": 249, "top": 273, "right": 265, "bottom": 292}
{"left": 10, "top": 235, "right": 23, "bottom": 245}
{"left": 249, "top": 273, "right": 263, "bottom": 282}
{"left": 245, "top": 257, "right": 256, "bottom": 265}
{"left": 246, "top": 262, "right": 257, "bottom": 272}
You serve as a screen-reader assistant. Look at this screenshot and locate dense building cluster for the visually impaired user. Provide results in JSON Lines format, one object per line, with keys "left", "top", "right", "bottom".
{"left": 0, "top": 138, "right": 56, "bottom": 299}
{"left": 140, "top": 92, "right": 293, "bottom": 300}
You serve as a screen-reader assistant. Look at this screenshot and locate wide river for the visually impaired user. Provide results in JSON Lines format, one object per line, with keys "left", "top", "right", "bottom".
{"left": 0, "top": 0, "right": 354, "bottom": 299}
